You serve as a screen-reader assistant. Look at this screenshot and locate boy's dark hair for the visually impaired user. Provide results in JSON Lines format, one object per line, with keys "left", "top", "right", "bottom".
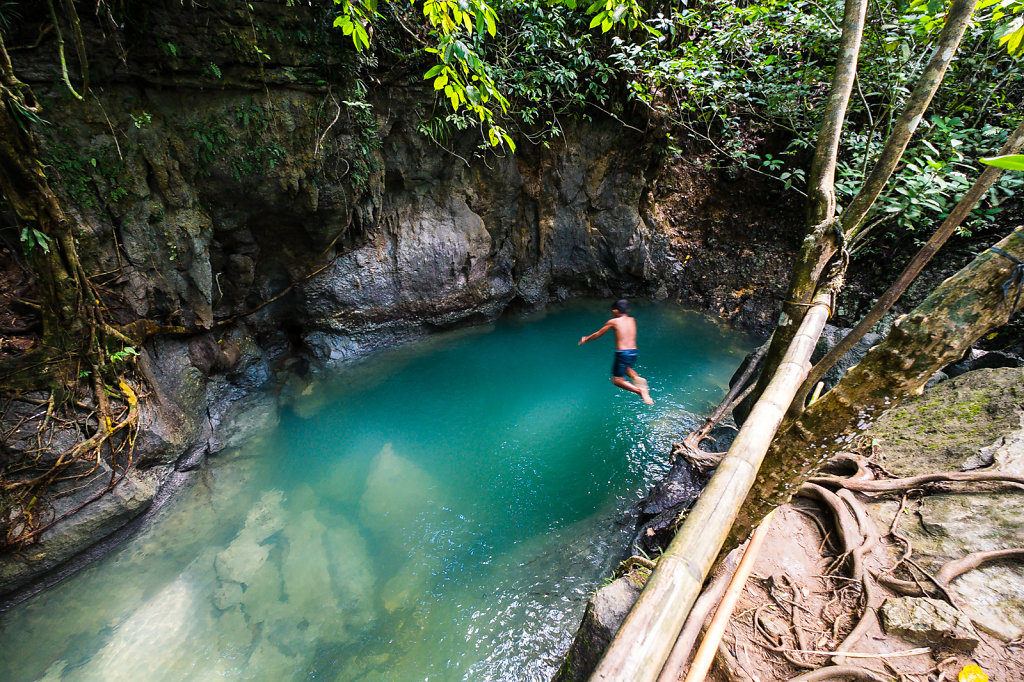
{"left": 613, "top": 298, "right": 629, "bottom": 314}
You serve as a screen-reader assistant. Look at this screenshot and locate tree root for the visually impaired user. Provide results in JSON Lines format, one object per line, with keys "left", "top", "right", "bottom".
{"left": 2, "top": 379, "right": 140, "bottom": 548}
{"left": 809, "top": 467, "right": 1024, "bottom": 492}
{"left": 786, "top": 665, "right": 888, "bottom": 681}
{"left": 671, "top": 342, "right": 769, "bottom": 472}
{"left": 714, "top": 634, "right": 757, "bottom": 682}
{"left": 875, "top": 548, "right": 1024, "bottom": 599}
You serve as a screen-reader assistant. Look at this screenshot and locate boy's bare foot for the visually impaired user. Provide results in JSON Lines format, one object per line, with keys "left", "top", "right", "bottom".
{"left": 639, "top": 387, "right": 654, "bottom": 405}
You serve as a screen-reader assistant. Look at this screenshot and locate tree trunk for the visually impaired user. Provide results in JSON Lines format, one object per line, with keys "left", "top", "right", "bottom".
{"left": 751, "top": 0, "right": 979, "bottom": 404}
{"left": 788, "top": 117, "right": 1024, "bottom": 418}
{"left": 728, "top": 226, "right": 1024, "bottom": 551}
{"left": 749, "top": 0, "right": 868, "bottom": 401}
{"left": 0, "top": 32, "right": 97, "bottom": 387}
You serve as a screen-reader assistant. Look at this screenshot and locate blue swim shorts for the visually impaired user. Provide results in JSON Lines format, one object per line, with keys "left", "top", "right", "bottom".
{"left": 612, "top": 349, "right": 638, "bottom": 378}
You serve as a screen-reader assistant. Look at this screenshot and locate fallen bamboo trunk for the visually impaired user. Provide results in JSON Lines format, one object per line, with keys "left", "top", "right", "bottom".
{"left": 589, "top": 291, "right": 833, "bottom": 682}
{"left": 683, "top": 509, "right": 776, "bottom": 682}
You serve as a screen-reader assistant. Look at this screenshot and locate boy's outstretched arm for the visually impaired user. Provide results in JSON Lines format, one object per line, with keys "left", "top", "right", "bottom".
{"left": 579, "top": 321, "right": 613, "bottom": 346}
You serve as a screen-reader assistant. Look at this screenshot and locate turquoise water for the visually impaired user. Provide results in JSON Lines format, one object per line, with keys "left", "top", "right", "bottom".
{"left": 0, "top": 301, "right": 752, "bottom": 682}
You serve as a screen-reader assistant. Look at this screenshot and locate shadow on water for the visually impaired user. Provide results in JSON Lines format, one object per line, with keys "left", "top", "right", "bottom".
{"left": 0, "top": 300, "right": 753, "bottom": 682}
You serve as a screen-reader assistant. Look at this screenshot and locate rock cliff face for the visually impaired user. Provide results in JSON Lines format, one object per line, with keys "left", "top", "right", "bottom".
{"left": 0, "top": 2, "right": 801, "bottom": 598}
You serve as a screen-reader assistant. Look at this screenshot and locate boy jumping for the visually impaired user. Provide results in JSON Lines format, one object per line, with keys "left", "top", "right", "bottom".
{"left": 578, "top": 299, "right": 654, "bottom": 404}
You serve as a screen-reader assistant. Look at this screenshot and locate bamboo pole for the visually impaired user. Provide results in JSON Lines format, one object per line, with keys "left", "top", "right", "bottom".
{"left": 682, "top": 509, "right": 776, "bottom": 682}
{"left": 589, "top": 292, "right": 832, "bottom": 682}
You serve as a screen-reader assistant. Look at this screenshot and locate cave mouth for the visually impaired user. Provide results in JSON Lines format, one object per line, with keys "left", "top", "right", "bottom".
{"left": 0, "top": 300, "right": 753, "bottom": 681}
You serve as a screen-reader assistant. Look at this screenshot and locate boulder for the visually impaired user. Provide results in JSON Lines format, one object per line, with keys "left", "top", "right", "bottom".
{"left": 880, "top": 597, "right": 979, "bottom": 651}
{"left": 944, "top": 348, "right": 1022, "bottom": 378}
{"left": 552, "top": 574, "right": 643, "bottom": 682}
{"left": 211, "top": 581, "right": 244, "bottom": 610}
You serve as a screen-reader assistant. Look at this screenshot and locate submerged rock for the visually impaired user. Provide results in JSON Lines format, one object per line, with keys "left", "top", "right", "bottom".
{"left": 211, "top": 581, "right": 243, "bottom": 611}
{"left": 77, "top": 577, "right": 201, "bottom": 679}
{"left": 323, "top": 521, "right": 378, "bottom": 626}
{"left": 880, "top": 597, "right": 979, "bottom": 651}
{"left": 215, "top": 539, "right": 270, "bottom": 585}
{"left": 359, "top": 442, "right": 443, "bottom": 544}
{"left": 213, "top": 491, "right": 285, "bottom": 586}
{"left": 278, "top": 510, "right": 345, "bottom": 646}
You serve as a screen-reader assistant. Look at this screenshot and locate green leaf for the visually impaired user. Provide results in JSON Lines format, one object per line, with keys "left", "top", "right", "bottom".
{"left": 980, "top": 154, "right": 1024, "bottom": 171}
{"left": 424, "top": 65, "right": 444, "bottom": 79}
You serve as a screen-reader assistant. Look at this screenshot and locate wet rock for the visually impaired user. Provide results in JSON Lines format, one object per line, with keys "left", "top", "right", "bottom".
{"left": 945, "top": 348, "right": 1022, "bottom": 378}
{"left": 638, "top": 459, "right": 701, "bottom": 518}
{"left": 880, "top": 597, "right": 979, "bottom": 651}
{"left": 635, "top": 507, "right": 682, "bottom": 555}
{"left": 189, "top": 334, "right": 243, "bottom": 374}
{"left": 0, "top": 468, "right": 159, "bottom": 596}
{"left": 552, "top": 575, "right": 643, "bottom": 682}
{"left": 207, "top": 393, "right": 280, "bottom": 455}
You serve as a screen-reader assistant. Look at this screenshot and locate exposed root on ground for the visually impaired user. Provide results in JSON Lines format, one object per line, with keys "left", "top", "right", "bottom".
{"left": 786, "top": 665, "right": 888, "bottom": 681}
{"left": 685, "top": 448, "right": 1024, "bottom": 681}
{"left": 809, "top": 467, "right": 1024, "bottom": 492}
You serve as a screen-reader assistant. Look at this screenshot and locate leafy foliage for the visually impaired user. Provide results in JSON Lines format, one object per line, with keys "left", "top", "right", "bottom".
{"left": 332, "top": 0, "right": 653, "bottom": 149}
{"left": 600, "top": 0, "right": 1023, "bottom": 251}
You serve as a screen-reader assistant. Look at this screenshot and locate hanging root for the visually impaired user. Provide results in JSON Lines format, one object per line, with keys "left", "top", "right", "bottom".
{"left": 2, "top": 378, "right": 140, "bottom": 549}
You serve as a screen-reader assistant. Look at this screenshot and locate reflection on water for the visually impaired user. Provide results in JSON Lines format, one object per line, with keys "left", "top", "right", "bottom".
{"left": 0, "top": 300, "right": 752, "bottom": 681}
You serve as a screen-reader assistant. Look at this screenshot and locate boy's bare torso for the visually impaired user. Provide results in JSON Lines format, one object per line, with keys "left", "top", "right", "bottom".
{"left": 608, "top": 315, "right": 637, "bottom": 350}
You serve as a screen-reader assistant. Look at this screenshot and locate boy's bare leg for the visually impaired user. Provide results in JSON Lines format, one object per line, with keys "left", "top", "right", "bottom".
{"left": 612, "top": 376, "right": 654, "bottom": 405}
{"left": 625, "top": 367, "right": 652, "bottom": 402}
{"left": 626, "top": 367, "right": 648, "bottom": 388}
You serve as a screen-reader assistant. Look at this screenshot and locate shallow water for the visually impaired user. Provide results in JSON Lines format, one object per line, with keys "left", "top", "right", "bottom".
{"left": 0, "top": 300, "right": 752, "bottom": 682}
